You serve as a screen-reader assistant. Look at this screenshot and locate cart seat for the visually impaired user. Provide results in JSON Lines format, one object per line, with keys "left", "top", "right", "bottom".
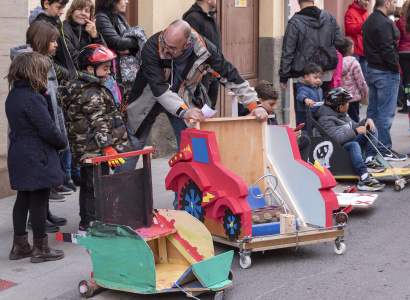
{"left": 246, "top": 186, "right": 267, "bottom": 210}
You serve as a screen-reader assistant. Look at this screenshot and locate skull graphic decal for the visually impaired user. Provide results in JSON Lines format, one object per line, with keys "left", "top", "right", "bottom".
{"left": 313, "top": 141, "right": 334, "bottom": 168}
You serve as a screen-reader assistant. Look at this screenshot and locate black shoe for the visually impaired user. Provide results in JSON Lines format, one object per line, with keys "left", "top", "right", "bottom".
{"left": 49, "top": 189, "right": 66, "bottom": 202}
{"left": 72, "top": 175, "right": 82, "bottom": 187}
{"left": 65, "top": 180, "right": 77, "bottom": 192}
{"left": 383, "top": 150, "right": 407, "bottom": 161}
{"left": 54, "top": 185, "right": 73, "bottom": 195}
{"left": 27, "top": 219, "right": 60, "bottom": 233}
{"left": 47, "top": 213, "right": 67, "bottom": 226}
{"left": 357, "top": 174, "right": 385, "bottom": 191}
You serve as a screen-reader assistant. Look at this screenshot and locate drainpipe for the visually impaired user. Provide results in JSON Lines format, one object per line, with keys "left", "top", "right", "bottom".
{"left": 282, "top": 0, "right": 291, "bottom": 125}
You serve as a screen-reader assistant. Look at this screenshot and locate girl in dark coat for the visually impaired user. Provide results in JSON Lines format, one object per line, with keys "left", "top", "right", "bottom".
{"left": 95, "top": 0, "right": 139, "bottom": 97}
{"left": 6, "top": 52, "right": 67, "bottom": 263}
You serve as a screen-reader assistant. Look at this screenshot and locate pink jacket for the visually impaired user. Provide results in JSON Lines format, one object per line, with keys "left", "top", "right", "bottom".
{"left": 340, "top": 56, "right": 368, "bottom": 102}
{"left": 329, "top": 51, "right": 343, "bottom": 89}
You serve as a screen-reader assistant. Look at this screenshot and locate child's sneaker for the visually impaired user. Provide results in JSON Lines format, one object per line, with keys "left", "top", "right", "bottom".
{"left": 365, "top": 158, "right": 386, "bottom": 173}
{"left": 54, "top": 185, "right": 73, "bottom": 195}
{"left": 49, "top": 189, "right": 66, "bottom": 202}
{"left": 77, "top": 225, "right": 88, "bottom": 236}
{"left": 357, "top": 174, "right": 385, "bottom": 191}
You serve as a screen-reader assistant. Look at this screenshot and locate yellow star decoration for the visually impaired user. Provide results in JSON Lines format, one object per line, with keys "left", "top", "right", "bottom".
{"left": 203, "top": 192, "right": 215, "bottom": 203}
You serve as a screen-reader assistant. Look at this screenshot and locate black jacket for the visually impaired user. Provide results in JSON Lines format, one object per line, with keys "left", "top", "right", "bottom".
{"left": 63, "top": 18, "right": 105, "bottom": 66}
{"left": 6, "top": 80, "right": 68, "bottom": 191}
{"left": 279, "top": 6, "right": 344, "bottom": 82}
{"left": 362, "top": 9, "right": 400, "bottom": 72}
{"left": 182, "top": 4, "right": 222, "bottom": 51}
{"left": 95, "top": 12, "right": 139, "bottom": 81}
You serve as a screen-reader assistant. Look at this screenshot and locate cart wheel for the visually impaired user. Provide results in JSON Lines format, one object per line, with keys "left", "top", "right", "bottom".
{"left": 179, "top": 178, "right": 206, "bottom": 222}
{"left": 394, "top": 184, "right": 402, "bottom": 192}
{"left": 239, "top": 255, "right": 251, "bottom": 269}
{"left": 78, "top": 280, "right": 95, "bottom": 298}
{"left": 222, "top": 207, "right": 242, "bottom": 241}
{"left": 334, "top": 242, "right": 347, "bottom": 255}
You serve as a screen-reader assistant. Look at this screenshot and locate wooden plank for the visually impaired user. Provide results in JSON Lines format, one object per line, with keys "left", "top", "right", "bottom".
{"left": 155, "top": 264, "right": 189, "bottom": 290}
{"left": 166, "top": 235, "right": 197, "bottom": 265}
{"left": 158, "top": 237, "right": 168, "bottom": 264}
{"left": 166, "top": 238, "right": 190, "bottom": 266}
{"left": 196, "top": 118, "right": 266, "bottom": 190}
{"left": 242, "top": 229, "right": 344, "bottom": 250}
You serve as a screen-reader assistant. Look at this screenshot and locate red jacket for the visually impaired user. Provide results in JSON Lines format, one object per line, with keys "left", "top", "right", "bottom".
{"left": 345, "top": 1, "right": 369, "bottom": 57}
{"left": 395, "top": 17, "right": 410, "bottom": 52}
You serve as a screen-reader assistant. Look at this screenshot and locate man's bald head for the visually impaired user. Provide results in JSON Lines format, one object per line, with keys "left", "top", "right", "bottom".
{"left": 167, "top": 20, "right": 191, "bottom": 43}
{"left": 162, "top": 20, "right": 192, "bottom": 59}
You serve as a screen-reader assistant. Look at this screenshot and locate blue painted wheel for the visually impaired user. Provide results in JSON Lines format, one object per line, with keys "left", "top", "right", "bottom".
{"left": 179, "top": 179, "right": 206, "bottom": 222}
{"left": 222, "top": 208, "right": 241, "bottom": 241}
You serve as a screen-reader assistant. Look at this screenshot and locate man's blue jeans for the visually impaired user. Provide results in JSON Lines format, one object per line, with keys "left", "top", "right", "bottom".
{"left": 366, "top": 68, "right": 400, "bottom": 155}
{"left": 115, "top": 102, "right": 187, "bottom": 174}
{"left": 353, "top": 54, "right": 368, "bottom": 80}
{"left": 342, "top": 129, "right": 379, "bottom": 176}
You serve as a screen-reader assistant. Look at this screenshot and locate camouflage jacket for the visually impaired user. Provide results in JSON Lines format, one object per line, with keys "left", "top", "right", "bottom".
{"left": 57, "top": 73, "right": 132, "bottom": 167}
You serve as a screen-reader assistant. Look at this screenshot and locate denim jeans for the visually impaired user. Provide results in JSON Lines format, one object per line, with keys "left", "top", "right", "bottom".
{"left": 342, "top": 129, "right": 379, "bottom": 176}
{"left": 115, "top": 102, "right": 187, "bottom": 174}
{"left": 366, "top": 68, "right": 400, "bottom": 154}
{"left": 61, "top": 149, "right": 71, "bottom": 177}
{"left": 353, "top": 54, "right": 367, "bottom": 80}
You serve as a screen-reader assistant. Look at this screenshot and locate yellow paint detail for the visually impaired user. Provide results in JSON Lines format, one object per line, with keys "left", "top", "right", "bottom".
{"left": 230, "top": 222, "right": 233, "bottom": 228}
{"left": 203, "top": 192, "right": 215, "bottom": 203}
{"left": 314, "top": 160, "right": 325, "bottom": 175}
{"left": 191, "top": 202, "right": 193, "bottom": 209}
{"left": 174, "top": 156, "right": 177, "bottom": 160}
{"left": 182, "top": 144, "right": 192, "bottom": 153}
{"left": 179, "top": 153, "right": 182, "bottom": 158}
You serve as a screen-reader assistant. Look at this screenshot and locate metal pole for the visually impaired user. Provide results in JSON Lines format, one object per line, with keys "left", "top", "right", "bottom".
{"left": 282, "top": 0, "right": 291, "bottom": 125}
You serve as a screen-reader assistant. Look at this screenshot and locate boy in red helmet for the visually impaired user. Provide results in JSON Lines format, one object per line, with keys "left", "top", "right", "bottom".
{"left": 58, "top": 44, "right": 132, "bottom": 234}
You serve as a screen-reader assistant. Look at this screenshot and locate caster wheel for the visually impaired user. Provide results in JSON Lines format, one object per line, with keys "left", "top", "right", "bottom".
{"left": 239, "top": 255, "right": 251, "bottom": 269}
{"left": 394, "top": 184, "right": 402, "bottom": 192}
{"left": 334, "top": 242, "right": 347, "bottom": 255}
{"left": 78, "top": 280, "right": 95, "bottom": 298}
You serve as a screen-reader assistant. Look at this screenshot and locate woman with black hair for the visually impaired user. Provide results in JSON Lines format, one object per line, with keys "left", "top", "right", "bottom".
{"left": 95, "top": 0, "right": 139, "bottom": 99}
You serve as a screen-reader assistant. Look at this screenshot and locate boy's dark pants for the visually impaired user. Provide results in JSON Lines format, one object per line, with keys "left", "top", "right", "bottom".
{"left": 79, "top": 163, "right": 109, "bottom": 227}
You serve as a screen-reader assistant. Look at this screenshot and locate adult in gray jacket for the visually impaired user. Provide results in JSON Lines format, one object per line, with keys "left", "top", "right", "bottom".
{"left": 279, "top": 0, "right": 344, "bottom": 110}
{"left": 119, "top": 20, "right": 267, "bottom": 173}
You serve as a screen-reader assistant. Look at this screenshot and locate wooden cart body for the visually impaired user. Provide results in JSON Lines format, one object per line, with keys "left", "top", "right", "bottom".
{"left": 57, "top": 150, "right": 233, "bottom": 297}
{"left": 166, "top": 118, "right": 347, "bottom": 268}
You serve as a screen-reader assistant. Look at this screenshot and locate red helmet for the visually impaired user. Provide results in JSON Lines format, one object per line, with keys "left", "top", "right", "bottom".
{"left": 77, "top": 44, "right": 116, "bottom": 70}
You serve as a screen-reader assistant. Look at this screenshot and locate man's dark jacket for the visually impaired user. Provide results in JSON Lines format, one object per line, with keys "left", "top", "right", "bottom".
{"left": 279, "top": 6, "right": 344, "bottom": 82}
{"left": 362, "top": 9, "right": 400, "bottom": 73}
{"left": 182, "top": 3, "right": 222, "bottom": 51}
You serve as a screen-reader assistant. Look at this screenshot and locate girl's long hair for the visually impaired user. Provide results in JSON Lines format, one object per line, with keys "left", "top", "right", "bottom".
{"left": 66, "top": 0, "right": 95, "bottom": 22}
{"left": 95, "top": 0, "right": 121, "bottom": 27}
{"left": 26, "top": 21, "right": 60, "bottom": 56}
{"left": 400, "top": 0, "right": 410, "bottom": 34}
{"left": 7, "top": 52, "right": 50, "bottom": 93}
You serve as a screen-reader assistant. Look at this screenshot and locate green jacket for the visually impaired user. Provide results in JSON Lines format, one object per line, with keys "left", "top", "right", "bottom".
{"left": 58, "top": 73, "right": 131, "bottom": 167}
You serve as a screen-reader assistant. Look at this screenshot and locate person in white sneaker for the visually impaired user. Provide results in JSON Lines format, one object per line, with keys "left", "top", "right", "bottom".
{"left": 316, "top": 87, "right": 385, "bottom": 191}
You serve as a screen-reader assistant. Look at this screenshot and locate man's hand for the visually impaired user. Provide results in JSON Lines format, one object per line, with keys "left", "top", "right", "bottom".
{"left": 294, "top": 129, "right": 301, "bottom": 140}
{"left": 356, "top": 126, "right": 367, "bottom": 135}
{"left": 103, "top": 146, "right": 125, "bottom": 167}
{"left": 85, "top": 19, "right": 98, "bottom": 39}
{"left": 250, "top": 107, "right": 268, "bottom": 122}
{"left": 280, "top": 82, "right": 288, "bottom": 89}
{"left": 183, "top": 108, "right": 204, "bottom": 122}
{"left": 365, "top": 118, "right": 376, "bottom": 132}
{"left": 304, "top": 98, "right": 315, "bottom": 108}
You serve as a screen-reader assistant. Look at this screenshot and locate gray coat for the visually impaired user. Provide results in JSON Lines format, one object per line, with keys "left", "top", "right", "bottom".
{"left": 316, "top": 105, "right": 366, "bottom": 145}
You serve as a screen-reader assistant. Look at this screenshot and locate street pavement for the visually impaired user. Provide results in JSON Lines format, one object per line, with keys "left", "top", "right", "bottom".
{"left": 0, "top": 106, "right": 409, "bottom": 300}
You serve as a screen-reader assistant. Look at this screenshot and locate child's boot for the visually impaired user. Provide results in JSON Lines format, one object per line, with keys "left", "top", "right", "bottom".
{"left": 30, "top": 235, "right": 64, "bottom": 263}
{"left": 9, "top": 232, "right": 32, "bottom": 260}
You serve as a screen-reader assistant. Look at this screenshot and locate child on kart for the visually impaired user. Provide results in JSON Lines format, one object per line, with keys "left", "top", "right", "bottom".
{"left": 316, "top": 87, "right": 385, "bottom": 191}
{"left": 238, "top": 80, "right": 311, "bottom": 162}
{"left": 57, "top": 44, "right": 132, "bottom": 233}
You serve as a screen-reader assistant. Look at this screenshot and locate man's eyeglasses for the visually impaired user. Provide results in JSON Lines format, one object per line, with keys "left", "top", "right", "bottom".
{"left": 160, "top": 33, "right": 178, "bottom": 55}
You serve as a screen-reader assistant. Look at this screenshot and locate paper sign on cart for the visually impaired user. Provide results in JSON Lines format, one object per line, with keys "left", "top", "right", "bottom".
{"left": 202, "top": 104, "right": 217, "bottom": 118}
